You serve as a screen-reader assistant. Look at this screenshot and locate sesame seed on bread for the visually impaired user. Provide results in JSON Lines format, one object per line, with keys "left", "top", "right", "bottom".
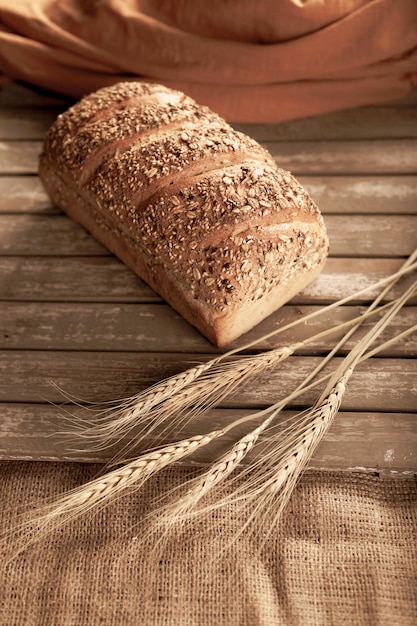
{"left": 39, "top": 81, "right": 328, "bottom": 346}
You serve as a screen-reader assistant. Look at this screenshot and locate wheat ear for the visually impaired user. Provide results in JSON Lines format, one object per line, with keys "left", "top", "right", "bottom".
{"left": 149, "top": 270, "right": 417, "bottom": 526}
{"left": 224, "top": 371, "right": 353, "bottom": 546}
{"left": 151, "top": 411, "right": 278, "bottom": 528}
{"left": 58, "top": 257, "right": 417, "bottom": 458}
{"left": 4, "top": 427, "right": 224, "bottom": 561}
{"left": 8, "top": 308, "right": 403, "bottom": 561}
{"left": 147, "top": 272, "right": 416, "bottom": 542}
{"left": 5, "top": 262, "right": 415, "bottom": 560}
{"left": 7, "top": 300, "right": 403, "bottom": 558}
{"left": 239, "top": 279, "right": 416, "bottom": 529}
{"left": 63, "top": 300, "right": 401, "bottom": 463}
{"left": 68, "top": 306, "right": 380, "bottom": 464}
{"left": 61, "top": 360, "right": 215, "bottom": 444}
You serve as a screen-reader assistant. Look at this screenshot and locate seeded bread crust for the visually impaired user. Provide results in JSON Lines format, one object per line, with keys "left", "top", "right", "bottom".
{"left": 39, "top": 82, "right": 329, "bottom": 347}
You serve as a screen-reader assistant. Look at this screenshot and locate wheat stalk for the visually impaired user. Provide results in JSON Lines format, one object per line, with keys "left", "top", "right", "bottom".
{"left": 218, "top": 371, "right": 353, "bottom": 547}
{"left": 4, "top": 253, "right": 416, "bottom": 559}
{"left": 154, "top": 272, "right": 417, "bottom": 527}
{"left": 58, "top": 257, "right": 417, "bottom": 460}
{"left": 61, "top": 360, "right": 215, "bottom": 444}
{"left": 153, "top": 321, "right": 417, "bottom": 535}
{"left": 6, "top": 309, "right": 404, "bottom": 560}
{"left": 62, "top": 343, "right": 301, "bottom": 467}
{"left": 1, "top": 314, "right": 373, "bottom": 559}
{"left": 66, "top": 307, "right": 378, "bottom": 463}
{"left": 144, "top": 272, "right": 416, "bottom": 543}
{"left": 118, "top": 345, "right": 298, "bottom": 451}
{"left": 4, "top": 427, "right": 225, "bottom": 561}
{"left": 63, "top": 300, "right": 405, "bottom": 463}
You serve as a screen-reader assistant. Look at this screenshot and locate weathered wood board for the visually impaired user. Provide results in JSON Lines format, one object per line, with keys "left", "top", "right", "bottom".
{"left": 0, "top": 82, "right": 416, "bottom": 475}
{"left": 1, "top": 213, "right": 416, "bottom": 257}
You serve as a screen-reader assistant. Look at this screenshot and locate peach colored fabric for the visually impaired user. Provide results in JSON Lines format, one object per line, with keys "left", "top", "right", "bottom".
{"left": 0, "top": 0, "right": 416, "bottom": 121}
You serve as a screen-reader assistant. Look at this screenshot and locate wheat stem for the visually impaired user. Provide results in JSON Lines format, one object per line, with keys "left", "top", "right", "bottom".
{"left": 4, "top": 428, "right": 225, "bottom": 560}
{"left": 148, "top": 273, "right": 416, "bottom": 534}
{"left": 59, "top": 254, "right": 416, "bottom": 454}
{"left": 149, "top": 279, "right": 416, "bottom": 476}
{"left": 6, "top": 253, "right": 415, "bottom": 560}
{"left": 221, "top": 254, "right": 417, "bottom": 356}
{"left": 223, "top": 371, "right": 354, "bottom": 545}
{"left": 65, "top": 295, "right": 406, "bottom": 462}
{"left": 315, "top": 276, "right": 416, "bottom": 405}
{"left": 235, "top": 283, "right": 415, "bottom": 521}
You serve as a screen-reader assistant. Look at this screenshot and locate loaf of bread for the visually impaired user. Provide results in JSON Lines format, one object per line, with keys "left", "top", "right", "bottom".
{"left": 39, "top": 82, "right": 328, "bottom": 347}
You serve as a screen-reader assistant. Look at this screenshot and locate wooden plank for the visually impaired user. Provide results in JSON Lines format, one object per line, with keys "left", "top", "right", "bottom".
{"left": 0, "top": 141, "right": 41, "bottom": 174}
{"left": 312, "top": 412, "right": 417, "bottom": 474}
{"left": 265, "top": 139, "right": 417, "bottom": 175}
{"left": 0, "top": 302, "right": 415, "bottom": 356}
{"left": 1, "top": 139, "right": 417, "bottom": 176}
{"left": 1, "top": 105, "right": 416, "bottom": 141}
{"left": 0, "top": 214, "right": 107, "bottom": 255}
{"left": 0, "top": 351, "right": 415, "bottom": 413}
{"left": 234, "top": 107, "right": 417, "bottom": 141}
{"left": 0, "top": 108, "right": 61, "bottom": 140}
{"left": 0, "top": 82, "right": 71, "bottom": 107}
{"left": 0, "top": 175, "right": 415, "bottom": 216}
{"left": 1, "top": 213, "right": 416, "bottom": 257}
{"left": 0, "top": 83, "right": 415, "bottom": 477}
{"left": 0, "top": 403, "right": 415, "bottom": 474}
{"left": 327, "top": 215, "right": 417, "bottom": 258}
{"left": 299, "top": 176, "right": 417, "bottom": 215}
{"left": 0, "top": 176, "right": 56, "bottom": 214}
{"left": 0, "top": 255, "right": 157, "bottom": 302}
{"left": 1, "top": 256, "right": 415, "bottom": 304}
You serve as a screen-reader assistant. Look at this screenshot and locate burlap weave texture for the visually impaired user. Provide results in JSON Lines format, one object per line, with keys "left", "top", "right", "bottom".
{"left": 0, "top": 462, "right": 416, "bottom": 625}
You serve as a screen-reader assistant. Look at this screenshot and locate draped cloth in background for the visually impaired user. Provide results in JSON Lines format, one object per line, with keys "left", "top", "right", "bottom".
{"left": 0, "top": 0, "right": 416, "bottom": 122}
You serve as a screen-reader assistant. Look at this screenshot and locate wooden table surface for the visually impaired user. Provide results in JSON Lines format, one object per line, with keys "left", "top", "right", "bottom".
{"left": 0, "top": 82, "right": 416, "bottom": 475}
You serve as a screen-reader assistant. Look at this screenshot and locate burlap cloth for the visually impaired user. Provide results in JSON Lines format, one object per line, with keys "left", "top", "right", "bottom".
{"left": 0, "top": 461, "right": 415, "bottom": 625}
{"left": 1, "top": 0, "right": 417, "bottom": 122}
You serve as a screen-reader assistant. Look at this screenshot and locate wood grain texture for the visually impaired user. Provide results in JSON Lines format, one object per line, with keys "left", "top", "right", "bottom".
{"left": 265, "top": 139, "right": 417, "bottom": 175}
{"left": 235, "top": 107, "right": 417, "bottom": 141}
{"left": 1, "top": 139, "right": 417, "bottom": 176}
{"left": 0, "top": 141, "right": 42, "bottom": 174}
{"left": 0, "top": 108, "right": 62, "bottom": 140}
{"left": 1, "top": 256, "right": 415, "bottom": 305}
{"left": 1, "top": 214, "right": 416, "bottom": 257}
{"left": 300, "top": 176, "right": 417, "bottom": 215}
{"left": 0, "top": 403, "right": 415, "bottom": 474}
{"left": 1, "top": 175, "right": 416, "bottom": 215}
{"left": 0, "top": 302, "right": 416, "bottom": 356}
{"left": 0, "top": 351, "right": 415, "bottom": 413}
{"left": 0, "top": 176, "right": 56, "bottom": 213}
{"left": 0, "top": 83, "right": 415, "bottom": 472}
